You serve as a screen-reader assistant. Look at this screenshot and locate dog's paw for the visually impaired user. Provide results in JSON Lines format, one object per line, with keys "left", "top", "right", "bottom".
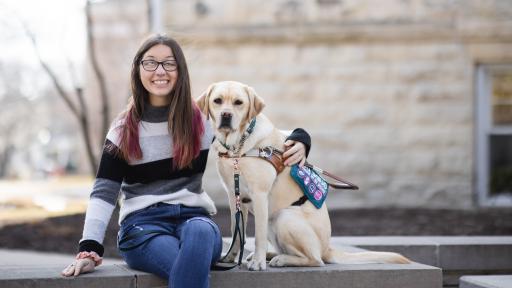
{"left": 247, "top": 258, "right": 266, "bottom": 271}
{"left": 245, "top": 252, "right": 254, "bottom": 262}
{"left": 269, "top": 255, "right": 286, "bottom": 267}
{"left": 219, "top": 252, "right": 238, "bottom": 263}
{"left": 246, "top": 252, "right": 275, "bottom": 262}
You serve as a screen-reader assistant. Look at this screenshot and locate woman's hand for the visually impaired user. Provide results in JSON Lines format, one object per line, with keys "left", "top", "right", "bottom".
{"left": 61, "top": 258, "right": 95, "bottom": 277}
{"left": 283, "top": 140, "right": 307, "bottom": 167}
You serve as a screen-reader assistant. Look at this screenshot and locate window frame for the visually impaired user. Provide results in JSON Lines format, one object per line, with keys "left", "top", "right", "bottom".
{"left": 475, "top": 64, "right": 512, "bottom": 206}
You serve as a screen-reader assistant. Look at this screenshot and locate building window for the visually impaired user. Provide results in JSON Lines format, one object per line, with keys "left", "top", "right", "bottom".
{"left": 476, "top": 65, "right": 512, "bottom": 206}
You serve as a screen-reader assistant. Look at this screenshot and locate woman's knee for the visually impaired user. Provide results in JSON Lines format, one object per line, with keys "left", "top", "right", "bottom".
{"left": 183, "top": 218, "right": 218, "bottom": 239}
{"left": 180, "top": 218, "right": 223, "bottom": 264}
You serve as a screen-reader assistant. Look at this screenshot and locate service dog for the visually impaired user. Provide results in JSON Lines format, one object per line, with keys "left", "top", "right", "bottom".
{"left": 197, "top": 81, "right": 410, "bottom": 270}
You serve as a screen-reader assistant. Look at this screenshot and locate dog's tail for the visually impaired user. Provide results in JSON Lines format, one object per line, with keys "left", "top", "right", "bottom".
{"left": 325, "top": 247, "right": 411, "bottom": 264}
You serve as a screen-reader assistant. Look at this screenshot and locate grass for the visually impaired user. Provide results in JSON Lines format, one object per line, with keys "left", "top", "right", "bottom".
{"left": 0, "top": 175, "right": 92, "bottom": 227}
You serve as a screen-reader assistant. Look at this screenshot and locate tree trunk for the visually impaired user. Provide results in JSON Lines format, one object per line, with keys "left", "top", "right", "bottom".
{"left": 86, "top": 0, "right": 110, "bottom": 143}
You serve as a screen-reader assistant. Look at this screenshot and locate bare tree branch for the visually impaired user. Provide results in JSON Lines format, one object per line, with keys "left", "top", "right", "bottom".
{"left": 86, "top": 0, "right": 110, "bottom": 142}
{"left": 76, "top": 87, "right": 98, "bottom": 172}
{"left": 11, "top": 2, "right": 113, "bottom": 175}
{"left": 23, "top": 22, "right": 98, "bottom": 174}
{"left": 23, "top": 26, "right": 81, "bottom": 119}
{"left": 68, "top": 59, "right": 98, "bottom": 172}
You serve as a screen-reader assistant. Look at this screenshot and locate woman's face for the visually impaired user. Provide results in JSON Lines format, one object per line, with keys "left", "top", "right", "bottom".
{"left": 139, "top": 44, "right": 178, "bottom": 106}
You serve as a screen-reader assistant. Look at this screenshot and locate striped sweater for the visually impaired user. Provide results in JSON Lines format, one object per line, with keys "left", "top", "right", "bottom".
{"left": 78, "top": 104, "right": 311, "bottom": 256}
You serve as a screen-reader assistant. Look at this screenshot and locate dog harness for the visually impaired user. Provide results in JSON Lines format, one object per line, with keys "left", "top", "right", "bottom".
{"left": 219, "top": 148, "right": 359, "bottom": 210}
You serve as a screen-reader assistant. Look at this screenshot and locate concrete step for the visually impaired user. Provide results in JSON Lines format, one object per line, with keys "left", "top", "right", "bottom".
{"left": 460, "top": 275, "right": 512, "bottom": 288}
{"left": 331, "top": 236, "right": 512, "bottom": 287}
{"left": 0, "top": 237, "right": 442, "bottom": 288}
{"left": 6, "top": 236, "right": 511, "bottom": 287}
{"left": 0, "top": 262, "right": 441, "bottom": 288}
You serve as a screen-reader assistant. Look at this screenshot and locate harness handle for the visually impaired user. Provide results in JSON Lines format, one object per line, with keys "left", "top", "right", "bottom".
{"left": 264, "top": 147, "right": 359, "bottom": 190}
{"left": 305, "top": 163, "right": 359, "bottom": 190}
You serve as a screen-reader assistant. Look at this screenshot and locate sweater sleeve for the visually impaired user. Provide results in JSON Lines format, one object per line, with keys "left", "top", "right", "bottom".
{"left": 285, "top": 128, "right": 312, "bottom": 157}
{"left": 78, "top": 137, "right": 127, "bottom": 257}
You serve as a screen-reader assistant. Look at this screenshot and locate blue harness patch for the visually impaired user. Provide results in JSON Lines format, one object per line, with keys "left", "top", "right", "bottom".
{"left": 290, "top": 164, "right": 329, "bottom": 209}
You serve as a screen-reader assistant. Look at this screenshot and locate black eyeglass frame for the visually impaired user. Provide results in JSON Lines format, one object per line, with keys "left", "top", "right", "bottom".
{"left": 140, "top": 60, "right": 178, "bottom": 72}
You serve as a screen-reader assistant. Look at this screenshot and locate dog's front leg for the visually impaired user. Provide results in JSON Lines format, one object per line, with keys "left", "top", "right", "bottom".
{"left": 247, "top": 192, "right": 269, "bottom": 271}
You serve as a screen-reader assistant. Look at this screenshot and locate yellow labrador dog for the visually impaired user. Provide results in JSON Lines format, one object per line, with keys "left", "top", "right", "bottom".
{"left": 197, "top": 81, "right": 410, "bottom": 270}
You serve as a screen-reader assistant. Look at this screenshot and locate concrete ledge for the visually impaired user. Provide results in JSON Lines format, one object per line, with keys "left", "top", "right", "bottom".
{"left": 0, "top": 264, "right": 138, "bottom": 288}
{"left": 7, "top": 236, "right": 511, "bottom": 288}
{"left": 331, "top": 236, "right": 512, "bottom": 269}
{"left": 460, "top": 275, "right": 512, "bottom": 288}
{"left": 211, "top": 263, "right": 440, "bottom": 288}
{"left": 331, "top": 236, "right": 512, "bottom": 287}
{"left": 0, "top": 237, "right": 443, "bottom": 288}
{"left": 0, "top": 262, "right": 441, "bottom": 288}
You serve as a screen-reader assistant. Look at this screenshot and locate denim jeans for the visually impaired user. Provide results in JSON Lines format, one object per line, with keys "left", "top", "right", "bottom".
{"left": 118, "top": 203, "right": 222, "bottom": 288}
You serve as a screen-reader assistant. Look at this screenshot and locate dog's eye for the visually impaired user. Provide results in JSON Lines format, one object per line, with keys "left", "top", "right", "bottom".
{"left": 234, "top": 100, "right": 243, "bottom": 105}
{"left": 213, "top": 98, "right": 222, "bottom": 104}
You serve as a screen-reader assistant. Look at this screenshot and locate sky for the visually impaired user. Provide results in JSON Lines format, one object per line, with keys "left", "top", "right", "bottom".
{"left": 0, "top": 0, "right": 86, "bottom": 63}
{"left": 0, "top": 0, "right": 88, "bottom": 96}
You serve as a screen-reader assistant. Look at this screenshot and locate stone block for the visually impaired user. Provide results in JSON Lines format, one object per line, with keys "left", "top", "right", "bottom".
{"left": 210, "top": 263, "right": 441, "bottom": 288}
{"left": 460, "top": 275, "right": 512, "bottom": 288}
{"left": 332, "top": 236, "right": 512, "bottom": 272}
{"left": 0, "top": 265, "right": 135, "bottom": 288}
{"left": 434, "top": 237, "right": 512, "bottom": 271}
{"left": 331, "top": 236, "right": 439, "bottom": 266}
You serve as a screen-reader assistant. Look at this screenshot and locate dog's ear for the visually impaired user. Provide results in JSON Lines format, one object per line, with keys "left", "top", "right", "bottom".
{"left": 196, "top": 83, "right": 216, "bottom": 120}
{"left": 245, "top": 85, "right": 265, "bottom": 122}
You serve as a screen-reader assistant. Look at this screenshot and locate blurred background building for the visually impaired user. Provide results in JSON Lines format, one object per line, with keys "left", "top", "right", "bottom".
{"left": 1, "top": 0, "right": 511, "bottom": 211}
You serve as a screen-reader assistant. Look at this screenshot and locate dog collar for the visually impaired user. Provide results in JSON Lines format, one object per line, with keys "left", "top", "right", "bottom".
{"left": 219, "top": 117, "right": 256, "bottom": 155}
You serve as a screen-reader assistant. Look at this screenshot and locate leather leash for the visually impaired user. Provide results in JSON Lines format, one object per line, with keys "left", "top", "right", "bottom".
{"left": 211, "top": 158, "right": 246, "bottom": 271}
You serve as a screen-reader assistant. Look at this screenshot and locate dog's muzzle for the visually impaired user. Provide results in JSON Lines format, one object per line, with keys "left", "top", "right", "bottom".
{"left": 219, "top": 112, "right": 232, "bottom": 129}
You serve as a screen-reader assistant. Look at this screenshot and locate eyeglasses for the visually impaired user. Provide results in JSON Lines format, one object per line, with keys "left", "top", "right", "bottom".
{"left": 140, "top": 60, "right": 177, "bottom": 72}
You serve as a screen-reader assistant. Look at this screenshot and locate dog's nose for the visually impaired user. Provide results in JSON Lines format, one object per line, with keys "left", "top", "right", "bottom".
{"left": 220, "top": 112, "right": 232, "bottom": 129}
{"left": 221, "top": 112, "right": 232, "bottom": 119}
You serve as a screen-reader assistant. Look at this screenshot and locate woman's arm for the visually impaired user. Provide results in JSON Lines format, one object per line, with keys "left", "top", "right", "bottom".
{"left": 283, "top": 128, "right": 312, "bottom": 167}
{"left": 62, "top": 139, "right": 127, "bottom": 277}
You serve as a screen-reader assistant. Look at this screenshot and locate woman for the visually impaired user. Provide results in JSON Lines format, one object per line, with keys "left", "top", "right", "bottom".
{"left": 61, "top": 34, "right": 310, "bottom": 288}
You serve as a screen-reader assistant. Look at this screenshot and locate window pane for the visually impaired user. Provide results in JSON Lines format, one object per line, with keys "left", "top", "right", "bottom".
{"left": 492, "top": 72, "right": 512, "bottom": 125}
{"left": 489, "top": 135, "right": 512, "bottom": 195}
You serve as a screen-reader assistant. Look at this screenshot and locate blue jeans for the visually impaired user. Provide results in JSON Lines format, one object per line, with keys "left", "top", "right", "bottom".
{"left": 118, "top": 203, "right": 222, "bottom": 288}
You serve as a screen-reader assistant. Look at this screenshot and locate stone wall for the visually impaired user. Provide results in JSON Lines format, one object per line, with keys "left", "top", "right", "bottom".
{"left": 88, "top": 0, "right": 512, "bottom": 208}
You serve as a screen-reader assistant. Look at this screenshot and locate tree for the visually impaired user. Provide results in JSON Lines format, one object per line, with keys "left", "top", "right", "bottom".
{"left": 86, "top": 0, "right": 110, "bottom": 146}
{"left": 22, "top": 0, "right": 111, "bottom": 174}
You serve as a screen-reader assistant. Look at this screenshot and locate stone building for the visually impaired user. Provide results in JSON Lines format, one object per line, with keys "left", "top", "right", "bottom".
{"left": 87, "top": 0, "right": 512, "bottom": 208}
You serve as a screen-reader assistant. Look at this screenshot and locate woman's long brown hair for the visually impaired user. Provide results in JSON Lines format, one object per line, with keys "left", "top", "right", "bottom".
{"left": 117, "top": 34, "right": 204, "bottom": 169}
